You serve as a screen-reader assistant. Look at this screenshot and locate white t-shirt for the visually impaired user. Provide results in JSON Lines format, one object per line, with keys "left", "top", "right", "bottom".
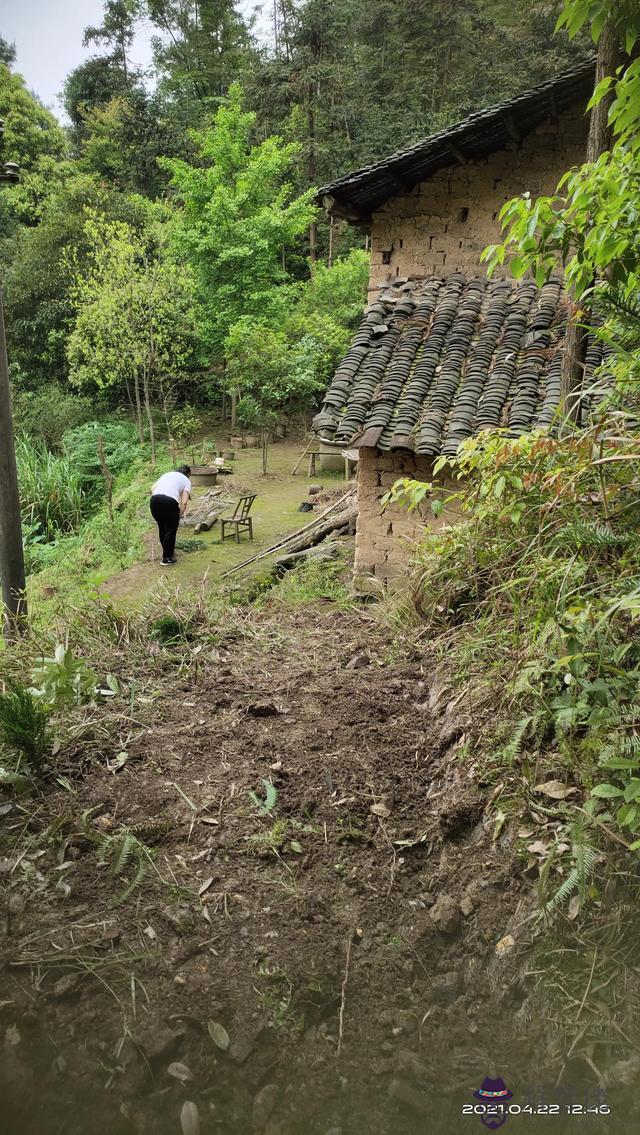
{"left": 152, "top": 471, "right": 192, "bottom": 503}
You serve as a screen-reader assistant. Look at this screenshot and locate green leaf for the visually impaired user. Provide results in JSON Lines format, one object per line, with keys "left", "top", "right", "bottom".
{"left": 249, "top": 778, "right": 278, "bottom": 816}
{"left": 623, "top": 778, "right": 640, "bottom": 803}
{"left": 591, "top": 783, "right": 624, "bottom": 799}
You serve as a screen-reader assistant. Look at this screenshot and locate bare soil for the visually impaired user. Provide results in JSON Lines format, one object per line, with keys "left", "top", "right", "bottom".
{"left": 1, "top": 599, "right": 636, "bottom": 1134}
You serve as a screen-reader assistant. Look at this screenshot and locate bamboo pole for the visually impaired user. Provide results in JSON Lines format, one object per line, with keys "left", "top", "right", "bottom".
{"left": 221, "top": 491, "right": 356, "bottom": 578}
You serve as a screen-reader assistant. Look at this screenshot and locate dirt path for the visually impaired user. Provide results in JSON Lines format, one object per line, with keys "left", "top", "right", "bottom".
{"left": 1, "top": 600, "right": 629, "bottom": 1134}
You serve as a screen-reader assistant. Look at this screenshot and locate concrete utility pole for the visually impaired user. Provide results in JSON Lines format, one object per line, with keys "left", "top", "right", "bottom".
{"left": 0, "top": 126, "right": 25, "bottom": 638}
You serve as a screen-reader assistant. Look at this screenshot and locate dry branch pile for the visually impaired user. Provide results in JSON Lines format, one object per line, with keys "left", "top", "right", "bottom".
{"left": 222, "top": 491, "right": 357, "bottom": 578}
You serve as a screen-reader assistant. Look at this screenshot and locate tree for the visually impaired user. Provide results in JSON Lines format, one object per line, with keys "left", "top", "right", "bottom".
{"left": 63, "top": 56, "right": 130, "bottom": 137}
{"left": 3, "top": 173, "right": 153, "bottom": 386}
{"left": 161, "top": 84, "right": 316, "bottom": 363}
{"left": 0, "top": 37, "right": 16, "bottom": 66}
{"left": 67, "top": 213, "right": 199, "bottom": 458}
{"left": 83, "top": 0, "right": 142, "bottom": 87}
{"left": 0, "top": 63, "right": 67, "bottom": 174}
{"left": 483, "top": 1, "right": 640, "bottom": 421}
{"left": 145, "top": 0, "right": 257, "bottom": 102}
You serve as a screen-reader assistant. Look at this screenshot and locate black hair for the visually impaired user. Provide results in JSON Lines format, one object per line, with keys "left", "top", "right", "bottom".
{"left": 177, "top": 464, "right": 191, "bottom": 477}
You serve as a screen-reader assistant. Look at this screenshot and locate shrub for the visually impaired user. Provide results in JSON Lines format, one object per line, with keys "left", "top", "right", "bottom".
{"left": 16, "top": 437, "right": 85, "bottom": 541}
{"left": 0, "top": 682, "right": 50, "bottom": 774}
{"left": 63, "top": 420, "right": 143, "bottom": 509}
{"left": 169, "top": 404, "right": 203, "bottom": 444}
{"left": 31, "top": 645, "right": 98, "bottom": 708}
{"left": 13, "top": 384, "right": 96, "bottom": 450}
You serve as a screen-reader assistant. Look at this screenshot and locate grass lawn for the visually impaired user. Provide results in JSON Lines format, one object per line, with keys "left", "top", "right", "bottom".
{"left": 103, "top": 434, "right": 347, "bottom": 607}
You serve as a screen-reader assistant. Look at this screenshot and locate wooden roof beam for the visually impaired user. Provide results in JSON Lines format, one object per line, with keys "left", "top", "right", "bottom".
{"left": 504, "top": 114, "right": 521, "bottom": 143}
{"left": 322, "top": 193, "right": 370, "bottom": 224}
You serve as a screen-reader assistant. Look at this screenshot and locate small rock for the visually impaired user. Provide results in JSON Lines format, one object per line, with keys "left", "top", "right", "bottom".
{"left": 8, "top": 894, "right": 24, "bottom": 916}
{"left": 308, "top": 485, "right": 322, "bottom": 495}
{"left": 428, "top": 894, "right": 461, "bottom": 936}
{"left": 460, "top": 896, "right": 475, "bottom": 917}
{"left": 51, "top": 973, "right": 82, "bottom": 1000}
{"left": 252, "top": 1083, "right": 280, "bottom": 1131}
{"left": 144, "top": 1027, "right": 185, "bottom": 1068}
{"left": 247, "top": 703, "right": 280, "bottom": 718}
{"left": 495, "top": 934, "right": 516, "bottom": 957}
{"left": 345, "top": 653, "right": 370, "bottom": 670}
{"left": 393, "top": 1009, "right": 418, "bottom": 1033}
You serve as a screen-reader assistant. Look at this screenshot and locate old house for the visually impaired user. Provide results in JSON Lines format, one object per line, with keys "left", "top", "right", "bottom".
{"left": 312, "top": 61, "right": 607, "bottom": 588}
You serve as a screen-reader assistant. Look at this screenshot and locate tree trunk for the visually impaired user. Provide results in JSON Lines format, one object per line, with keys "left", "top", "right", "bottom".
{"left": 124, "top": 377, "right": 135, "bottom": 417}
{"left": 143, "top": 368, "right": 156, "bottom": 463}
{"left": 262, "top": 429, "right": 269, "bottom": 476}
{"left": 328, "top": 217, "right": 334, "bottom": 268}
{"left": 561, "top": 19, "right": 621, "bottom": 427}
{"left": 231, "top": 389, "right": 237, "bottom": 429}
{"left": 133, "top": 371, "right": 144, "bottom": 443}
{"left": 0, "top": 290, "right": 26, "bottom": 637}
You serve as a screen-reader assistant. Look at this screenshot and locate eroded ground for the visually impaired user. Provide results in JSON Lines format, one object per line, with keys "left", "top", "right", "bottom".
{"left": 1, "top": 597, "right": 638, "bottom": 1134}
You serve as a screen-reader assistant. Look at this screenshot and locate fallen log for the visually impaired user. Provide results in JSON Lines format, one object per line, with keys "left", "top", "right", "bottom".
{"left": 221, "top": 490, "right": 356, "bottom": 578}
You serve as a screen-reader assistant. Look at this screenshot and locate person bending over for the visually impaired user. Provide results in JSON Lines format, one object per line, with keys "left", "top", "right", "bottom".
{"left": 150, "top": 465, "right": 192, "bottom": 565}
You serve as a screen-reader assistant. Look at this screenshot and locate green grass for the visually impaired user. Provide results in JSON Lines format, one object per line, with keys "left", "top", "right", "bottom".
{"left": 101, "top": 436, "right": 348, "bottom": 608}
{"left": 21, "top": 433, "right": 350, "bottom": 626}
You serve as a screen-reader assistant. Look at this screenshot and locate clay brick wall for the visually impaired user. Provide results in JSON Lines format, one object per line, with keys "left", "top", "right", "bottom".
{"left": 369, "top": 106, "right": 588, "bottom": 286}
{"left": 355, "top": 448, "right": 464, "bottom": 585}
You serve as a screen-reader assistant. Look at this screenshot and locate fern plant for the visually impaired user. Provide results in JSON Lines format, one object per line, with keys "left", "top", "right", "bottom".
{"left": 556, "top": 519, "right": 632, "bottom": 552}
{"left": 97, "top": 829, "right": 152, "bottom": 907}
{"left": 542, "top": 821, "right": 600, "bottom": 918}
{"left": 492, "top": 710, "right": 545, "bottom": 765}
{"left": 0, "top": 681, "right": 50, "bottom": 774}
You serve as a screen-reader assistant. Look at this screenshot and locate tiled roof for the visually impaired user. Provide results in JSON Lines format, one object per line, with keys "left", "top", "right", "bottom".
{"left": 312, "top": 274, "right": 606, "bottom": 456}
{"left": 318, "top": 60, "right": 594, "bottom": 220}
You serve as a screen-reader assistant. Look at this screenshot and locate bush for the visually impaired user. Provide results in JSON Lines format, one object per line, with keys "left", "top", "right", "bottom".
{"left": 169, "top": 404, "right": 203, "bottom": 444}
{"left": 31, "top": 645, "right": 98, "bottom": 708}
{"left": 14, "top": 384, "right": 97, "bottom": 450}
{"left": 63, "top": 420, "right": 143, "bottom": 508}
{"left": 17, "top": 437, "right": 85, "bottom": 542}
{"left": 0, "top": 682, "right": 50, "bottom": 774}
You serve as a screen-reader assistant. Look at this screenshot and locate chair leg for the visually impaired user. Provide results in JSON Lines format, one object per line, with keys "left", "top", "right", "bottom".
{"left": 235, "top": 524, "right": 240, "bottom": 544}
{"left": 248, "top": 519, "right": 253, "bottom": 540}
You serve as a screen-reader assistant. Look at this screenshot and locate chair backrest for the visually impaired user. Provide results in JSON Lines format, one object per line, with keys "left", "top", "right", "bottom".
{"left": 232, "top": 493, "right": 257, "bottom": 520}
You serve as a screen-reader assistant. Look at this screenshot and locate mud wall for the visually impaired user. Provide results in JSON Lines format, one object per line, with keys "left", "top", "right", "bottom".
{"left": 368, "top": 106, "right": 588, "bottom": 286}
{"left": 355, "top": 447, "right": 464, "bottom": 586}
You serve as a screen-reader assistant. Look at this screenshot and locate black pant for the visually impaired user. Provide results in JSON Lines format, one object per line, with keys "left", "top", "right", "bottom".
{"left": 150, "top": 495, "right": 180, "bottom": 560}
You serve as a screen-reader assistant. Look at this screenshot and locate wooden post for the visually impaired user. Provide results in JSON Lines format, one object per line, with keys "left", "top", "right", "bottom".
{"left": 0, "top": 290, "right": 27, "bottom": 636}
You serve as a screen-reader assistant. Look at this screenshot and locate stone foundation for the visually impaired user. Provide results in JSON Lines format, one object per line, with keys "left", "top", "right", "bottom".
{"left": 355, "top": 447, "right": 463, "bottom": 586}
